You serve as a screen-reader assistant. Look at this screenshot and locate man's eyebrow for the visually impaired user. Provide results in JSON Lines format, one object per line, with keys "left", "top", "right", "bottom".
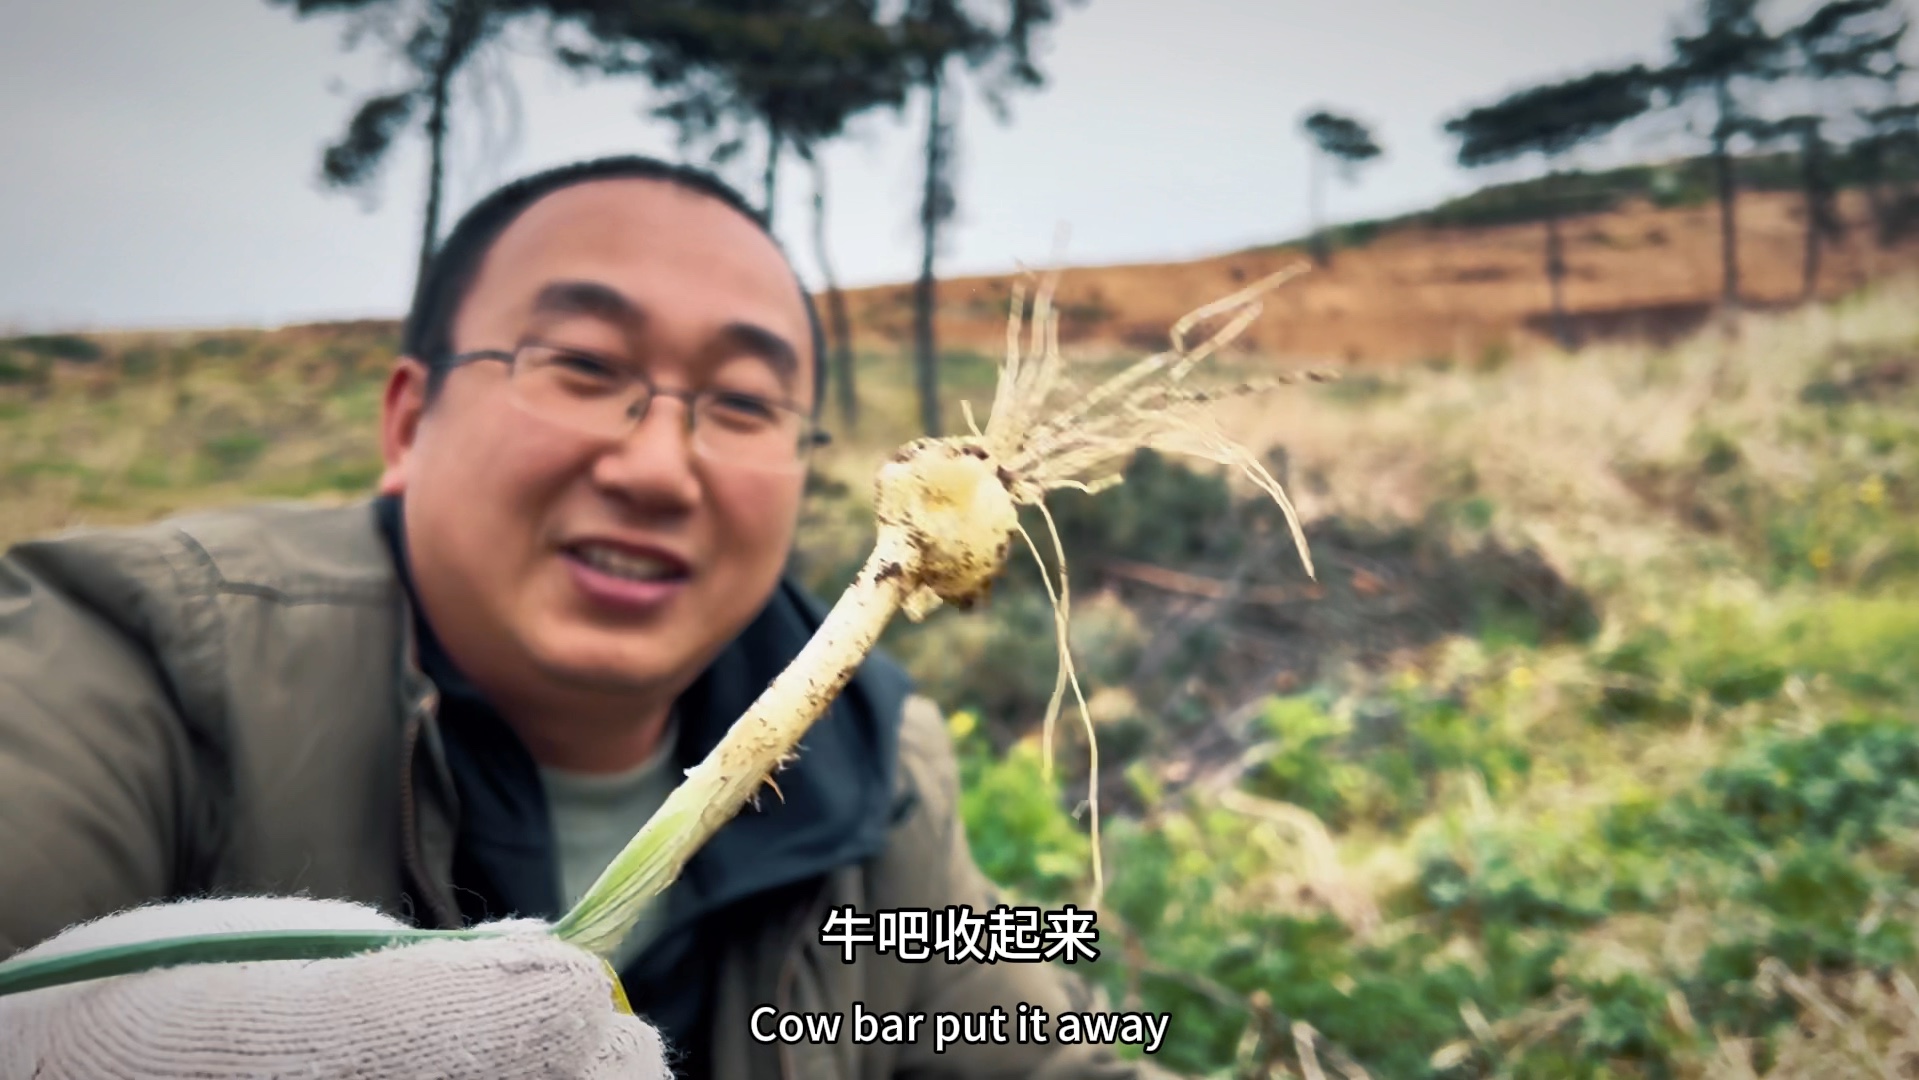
{"left": 530, "top": 280, "right": 644, "bottom": 329}
{"left": 531, "top": 278, "right": 800, "bottom": 385}
{"left": 715, "top": 321, "right": 800, "bottom": 385}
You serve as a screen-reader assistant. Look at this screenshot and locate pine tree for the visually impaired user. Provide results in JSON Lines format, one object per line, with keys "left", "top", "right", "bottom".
{"left": 1657, "top": 0, "right": 1791, "bottom": 309}
{"left": 1445, "top": 66, "right": 1655, "bottom": 350}
{"left": 1298, "top": 109, "right": 1383, "bottom": 268}
{"left": 271, "top": 0, "right": 536, "bottom": 296}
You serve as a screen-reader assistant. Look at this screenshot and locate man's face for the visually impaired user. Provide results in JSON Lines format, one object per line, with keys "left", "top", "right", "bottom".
{"left": 379, "top": 178, "right": 814, "bottom": 707}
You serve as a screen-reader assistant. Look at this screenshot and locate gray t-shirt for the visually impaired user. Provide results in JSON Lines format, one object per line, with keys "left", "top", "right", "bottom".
{"left": 536, "top": 718, "right": 681, "bottom": 973}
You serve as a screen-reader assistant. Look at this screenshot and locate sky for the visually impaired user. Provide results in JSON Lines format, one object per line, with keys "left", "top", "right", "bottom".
{"left": 0, "top": 0, "right": 1858, "bottom": 333}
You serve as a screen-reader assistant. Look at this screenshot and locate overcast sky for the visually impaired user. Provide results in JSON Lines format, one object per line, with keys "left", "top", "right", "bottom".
{"left": 0, "top": 0, "right": 1862, "bottom": 333}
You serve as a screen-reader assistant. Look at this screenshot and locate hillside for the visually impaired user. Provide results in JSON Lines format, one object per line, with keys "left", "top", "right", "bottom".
{"left": 2, "top": 179, "right": 1919, "bottom": 1077}
{"left": 843, "top": 187, "right": 1919, "bottom": 367}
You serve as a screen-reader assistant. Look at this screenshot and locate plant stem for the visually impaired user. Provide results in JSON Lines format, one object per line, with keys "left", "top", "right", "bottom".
{"left": 0, "top": 928, "right": 494, "bottom": 998}
{"left": 552, "top": 530, "right": 918, "bottom": 957}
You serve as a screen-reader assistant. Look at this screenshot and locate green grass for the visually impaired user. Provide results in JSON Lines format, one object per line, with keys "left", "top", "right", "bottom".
{"left": 0, "top": 326, "right": 396, "bottom": 545}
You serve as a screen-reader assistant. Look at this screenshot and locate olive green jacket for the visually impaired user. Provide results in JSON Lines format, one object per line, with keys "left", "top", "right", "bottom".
{"left": 0, "top": 499, "right": 1169, "bottom": 1079}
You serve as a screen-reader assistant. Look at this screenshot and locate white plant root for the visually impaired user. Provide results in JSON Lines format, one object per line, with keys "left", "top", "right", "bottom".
{"left": 556, "top": 262, "right": 1325, "bottom": 958}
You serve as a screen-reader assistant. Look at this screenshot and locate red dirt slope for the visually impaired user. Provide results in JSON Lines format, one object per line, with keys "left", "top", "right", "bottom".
{"left": 840, "top": 189, "right": 1919, "bottom": 366}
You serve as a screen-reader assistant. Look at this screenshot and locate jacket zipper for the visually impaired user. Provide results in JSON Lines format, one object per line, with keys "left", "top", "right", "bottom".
{"left": 389, "top": 572, "right": 459, "bottom": 931}
{"left": 774, "top": 877, "right": 834, "bottom": 1080}
{"left": 776, "top": 936, "right": 799, "bottom": 1080}
{"left": 399, "top": 689, "right": 459, "bottom": 929}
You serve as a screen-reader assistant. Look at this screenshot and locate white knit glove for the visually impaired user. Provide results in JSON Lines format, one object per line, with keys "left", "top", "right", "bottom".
{"left": 0, "top": 896, "right": 670, "bottom": 1080}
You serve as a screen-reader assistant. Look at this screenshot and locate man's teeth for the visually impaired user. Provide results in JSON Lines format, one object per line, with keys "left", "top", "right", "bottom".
{"left": 574, "top": 545, "right": 677, "bottom": 582}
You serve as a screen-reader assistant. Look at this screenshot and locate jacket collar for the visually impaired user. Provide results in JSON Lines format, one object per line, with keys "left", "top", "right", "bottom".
{"left": 370, "top": 493, "right": 913, "bottom": 941}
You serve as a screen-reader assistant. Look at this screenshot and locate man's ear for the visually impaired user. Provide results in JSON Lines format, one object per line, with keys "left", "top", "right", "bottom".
{"left": 378, "top": 357, "right": 432, "bottom": 496}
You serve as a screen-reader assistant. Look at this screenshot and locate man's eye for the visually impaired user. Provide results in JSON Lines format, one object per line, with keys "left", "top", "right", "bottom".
{"left": 532, "top": 348, "right": 627, "bottom": 393}
{"left": 551, "top": 350, "right": 617, "bottom": 379}
{"left": 707, "top": 391, "right": 779, "bottom": 424}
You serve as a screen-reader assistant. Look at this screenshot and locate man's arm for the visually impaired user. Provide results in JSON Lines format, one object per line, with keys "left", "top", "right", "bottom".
{"left": 888, "top": 695, "right": 1181, "bottom": 1080}
{"left": 0, "top": 549, "right": 193, "bottom": 959}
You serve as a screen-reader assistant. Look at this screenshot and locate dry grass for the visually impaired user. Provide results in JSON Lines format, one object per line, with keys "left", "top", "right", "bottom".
{"left": 1708, "top": 962, "right": 1919, "bottom": 1079}
{"left": 1203, "top": 274, "right": 1919, "bottom": 605}
{"left": 0, "top": 327, "right": 393, "bottom": 547}
{"left": 1188, "top": 271, "right": 1919, "bottom": 886}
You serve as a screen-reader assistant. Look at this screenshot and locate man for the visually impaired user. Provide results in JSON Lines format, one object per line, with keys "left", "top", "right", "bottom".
{"left": 0, "top": 156, "right": 1158, "bottom": 1079}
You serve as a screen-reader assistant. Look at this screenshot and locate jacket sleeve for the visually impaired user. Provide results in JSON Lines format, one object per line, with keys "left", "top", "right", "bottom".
{"left": 888, "top": 695, "right": 1184, "bottom": 1080}
{"left": 0, "top": 545, "right": 196, "bottom": 960}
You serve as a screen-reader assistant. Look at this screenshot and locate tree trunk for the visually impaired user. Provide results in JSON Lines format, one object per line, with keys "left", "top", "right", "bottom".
{"left": 1801, "top": 130, "right": 1822, "bottom": 301}
{"left": 1860, "top": 139, "right": 1889, "bottom": 247}
{"left": 417, "top": 51, "right": 453, "bottom": 294}
{"left": 1712, "top": 79, "right": 1741, "bottom": 310}
{"left": 415, "top": 0, "right": 486, "bottom": 296}
{"left": 763, "top": 119, "right": 783, "bottom": 228}
{"left": 809, "top": 158, "right": 857, "bottom": 432}
{"left": 1867, "top": 74, "right": 1903, "bottom": 247}
{"left": 1308, "top": 148, "right": 1329, "bottom": 268}
{"left": 1543, "top": 169, "right": 1572, "bottom": 350}
{"left": 913, "top": 71, "right": 947, "bottom": 438}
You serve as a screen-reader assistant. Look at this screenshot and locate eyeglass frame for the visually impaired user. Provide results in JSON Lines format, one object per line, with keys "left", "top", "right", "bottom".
{"left": 439, "top": 341, "right": 831, "bottom": 470}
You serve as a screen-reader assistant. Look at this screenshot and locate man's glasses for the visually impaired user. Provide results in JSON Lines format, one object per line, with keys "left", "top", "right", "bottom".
{"left": 445, "top": 342, "right": 828, "bottom": 475}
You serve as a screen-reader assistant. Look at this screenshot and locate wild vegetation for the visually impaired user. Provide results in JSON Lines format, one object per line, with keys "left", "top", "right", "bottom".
{"left": 3, "top": 269, "right": 1918, "bottom": 1075}
{"left": 13, "top": 0, "right": 1919, "bottom": 1067}
{"left": 952, "top": 278, "right": 1919, "bottom": 1079}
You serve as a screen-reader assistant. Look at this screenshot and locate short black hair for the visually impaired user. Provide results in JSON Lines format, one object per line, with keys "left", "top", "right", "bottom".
{"left": 401, "top": 154, "right": 827, "bottom": 415}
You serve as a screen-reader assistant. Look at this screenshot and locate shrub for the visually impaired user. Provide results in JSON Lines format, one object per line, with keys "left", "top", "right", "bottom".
{"left": 952, "top": 713, "right": 1092, "bottom": 905}
{"left": 1248, "top": 693, "right": 1364, "bottom": 823}
{"left": 10, "top": 334, "right": 103, "bottom": 363}
{"left": 198, "top": 430, "right": 268, "bottom": 476}
{"left": 1698, "top": 714, "right": 1919, "bottom": 847}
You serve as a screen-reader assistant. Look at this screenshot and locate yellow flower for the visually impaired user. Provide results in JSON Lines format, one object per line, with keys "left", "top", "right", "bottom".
{"left": 1859, "top": 475, "right": 1886, "bottom": 507}
{"left": 1508, "top": 666, "right": 1535, "bottom": 691}
{"left": 1809, "top": 545, "right": 1833, "bottom": 571}
{"left": 947, "top": 709, "right": 978, "bottom": 741}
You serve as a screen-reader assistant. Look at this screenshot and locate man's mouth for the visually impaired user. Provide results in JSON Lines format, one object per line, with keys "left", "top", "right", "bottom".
{"left": 565, "top": 542, "right": 690, "bottom": 584}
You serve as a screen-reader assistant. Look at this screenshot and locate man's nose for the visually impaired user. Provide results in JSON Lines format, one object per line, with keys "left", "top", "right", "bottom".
{"left": 588, "top": 395, "right": 703, "bottom": 507}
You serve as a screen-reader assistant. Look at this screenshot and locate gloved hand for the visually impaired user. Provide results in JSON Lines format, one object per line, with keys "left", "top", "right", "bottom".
{"left": 0, "top": 896, "right": 670, "bottom": 1080}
